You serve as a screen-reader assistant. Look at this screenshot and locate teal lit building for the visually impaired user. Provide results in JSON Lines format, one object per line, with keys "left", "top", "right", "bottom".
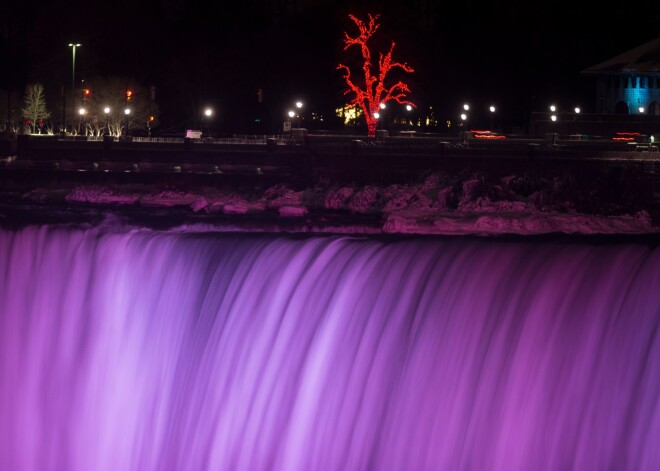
{"left": 582, "top": 37, "right": 660, "bottom": 115}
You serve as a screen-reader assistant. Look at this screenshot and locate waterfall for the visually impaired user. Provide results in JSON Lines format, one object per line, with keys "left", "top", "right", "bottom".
{"left": 1, "top": 225, "right": 659, "bottom": 470}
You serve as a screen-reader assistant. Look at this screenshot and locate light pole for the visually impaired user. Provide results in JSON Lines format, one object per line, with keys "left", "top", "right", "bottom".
{"left": 203, "top": 108, "right": 213, "bottom": 138}
{"left": 295, "top": 101, "right": 303, "bottom": 128}
{"left": 374, "top": 112, "right": 380, "bottom": 139}
{"left": 68, "top": 43, "right": 81, "bottom": 133}
{"left": 639, "top": 106, "right": 645, "bottom": 135}
{"left": 103, "top": 107, "right": 111, "bottom": 135}
{"left": 460, "top": 112, "right": 467, "bottom": 139}
{"left": 288, "top": 110, "right": 295, "bottom": 137}
{"left": 489, "top": 105, "right": 496, "bottom": 131}
{"left": 124, "top": 108, "right": 131, "bottom": 137}
{"left": 78, "top": 107, "right": 86, "bottom": 135}
{"left": 550, "top": 114, "right": 557, "bottom": 144}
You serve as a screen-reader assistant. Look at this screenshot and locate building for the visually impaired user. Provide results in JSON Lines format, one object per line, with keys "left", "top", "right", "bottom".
{"left": 581, "top": 37, "right": 660, "bottom": 116}
{"left": 530, "top": 38, "right": 660, "bottom": 138}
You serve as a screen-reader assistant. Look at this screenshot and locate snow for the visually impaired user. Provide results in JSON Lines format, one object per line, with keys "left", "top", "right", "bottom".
{"left": 14, "top": 171, "right": 660, "bottom": 236}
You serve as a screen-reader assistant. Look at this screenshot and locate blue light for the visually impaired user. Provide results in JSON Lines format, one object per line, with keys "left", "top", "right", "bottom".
{"left": 624, "top": 77, "right": 650, "bottom": 112}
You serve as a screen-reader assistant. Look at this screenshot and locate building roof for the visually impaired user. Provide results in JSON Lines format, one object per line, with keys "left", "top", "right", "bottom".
{"left": 582, "top": 37, "right": 660, "bottom": 74}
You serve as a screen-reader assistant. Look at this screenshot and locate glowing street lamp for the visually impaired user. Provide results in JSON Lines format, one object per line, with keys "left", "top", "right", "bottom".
{"left": 550, "top": 114, "right": 557, "bottom": 144}
{"left": 294, "top": 101, "right": 303, "bottom": 128}
{"left": 405, "top": 104, "right": 413, "bottom": 126}
{"left": 124, "top": 108, "right": 131, "bottom": 137}
{"left": 288, "top": 110, "right": 295, "bottom": 119}
{"left": 574, "top": 107, "right": 581, "bottom": 114}
{"left": 103, "top": 107, "right": 111, "bottom": 135}
{"left": 639, "top": 106, "right": 645, "bottom": 114}
{"left": 549, "top": 104, "right": 556, "bottom": 112}
{"left": 463, "top": 103, "right": 470, "bottom": 111}
{"left": 203, "top": 108, "right": 214, "bottom": 138}
{"left": 78, "top": 107, "right": 86, "bottom": 135}
{"left": 489, "top": 105, "right": 496, "bottom": 130}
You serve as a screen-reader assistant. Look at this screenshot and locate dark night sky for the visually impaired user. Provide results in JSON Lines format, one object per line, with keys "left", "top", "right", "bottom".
{"left": 2, "top": 0, "right": 660, "bottom": 134}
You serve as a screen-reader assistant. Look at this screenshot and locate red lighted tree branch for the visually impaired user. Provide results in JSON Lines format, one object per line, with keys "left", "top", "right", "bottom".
{"left": 337, "top": 13, "right": 414, "bottom": 137}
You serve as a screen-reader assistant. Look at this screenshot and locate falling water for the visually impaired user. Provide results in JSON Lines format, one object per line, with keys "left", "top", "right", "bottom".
{"left": 0, "top": 225, "right": 659, "bottom": 470}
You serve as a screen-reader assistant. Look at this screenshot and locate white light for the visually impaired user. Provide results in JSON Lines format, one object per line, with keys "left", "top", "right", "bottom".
{"left": 124, "top": 108, "right": 131, "bottom": 115}
{"left": 296, "top": 101, "right": 303, "bottom": 109}
{"left": 639, "top": 106, "right": 645, "bottom": 114}
{"left": 574, "top": 107, "right": 581, "bottom": 114}
{"left": 379, "top": 103, "right": 386, "bottom": 109}
{"left": 550, "top": 105, "right": 556, "bottom": 112}
{"left": 460, "top": 113, "right": 467, "bottom": 120}
{"left": 288, "top": 110, "right": 295, "bottom": 118}
{"left": 103, "top": 107, "right": 111, "bottom": 114}
{"left": 68, "top": 43, "right": 81, "bottom": 47}
{"left": 551, "top": 115, "right": 557, "bottom": 122}
{"left": 204, "top": 108, "right": 213, "bottom": 117}
{"left": 374, "top": 112, "right": 380, "bottom": 119}
{"left": 405, "top": 104, "right": 412, "bottom": 111}
{"left": 78, "top": 108, "right": 86, "bottom": 115}
{"left": 463, "top": 104, "right": 469, "bottom": 111}
{"left": 489, "top": 106, "right": 496, "bottom": 113}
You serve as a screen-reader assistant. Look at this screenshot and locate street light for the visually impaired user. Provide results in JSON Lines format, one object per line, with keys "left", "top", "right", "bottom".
{"left": 550, "top": 114, "right": 557, "bottom": 144}
{"left": 294, "top": 101, "right": 303, "bottom": 128}
{"left": 639, "top": 106, "right": 645, "bottom": 134}
{"left": 405, "top": 104, "right": 413, "bottom": 126}
{"left": 124, "top": 108, "right": 131, "bottom": 137}
{"left": 78, "top": 107, "right": 86, "bottom": 135}
{"left": 103, "top": 107, "right": 111, "bottom": 135}
{"left": 463, "top": 103, "right": 470, "bottom": 111}
{"left": 489, "top": 105, "right": 496, "bottom": 130}
{"left": 203, "top": 108, "right": 213, "bottom": 138}
{"left": 68, "top": 43, "right": 81, "bottom": 133}
{"left": 574, "top": 107, "right": 581, "bottom": 114}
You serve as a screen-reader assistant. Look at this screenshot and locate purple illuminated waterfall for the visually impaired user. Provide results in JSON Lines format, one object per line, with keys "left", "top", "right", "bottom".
{"left": 1, "top": 225, "right": 659, "bottom": 470}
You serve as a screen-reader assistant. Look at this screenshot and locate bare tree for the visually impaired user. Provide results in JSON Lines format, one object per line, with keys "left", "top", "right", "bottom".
{"left": 81, "top": 76, "right": 158, "bottom": 137}
{"left": 337, "top": 14, "right": 415, "bottom": 137}
{"left": 22, "top": 84, "right": 51, "bottom": 134}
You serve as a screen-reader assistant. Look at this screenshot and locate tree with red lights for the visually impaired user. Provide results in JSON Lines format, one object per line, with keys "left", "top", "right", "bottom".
{"left": 337, "top": 13, "right": 414, "bottom": 138}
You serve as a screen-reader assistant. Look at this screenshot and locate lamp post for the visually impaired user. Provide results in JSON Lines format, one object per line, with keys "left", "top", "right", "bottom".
{"left": 639, "top": 106, "right": 645, "bottom": 135}
{"left": 460, "top": 112, "right": 467, "bottom": 140}
{"left": 124, "top": 108, "right": 131, "bottom": 137}
{"left": 550, "top": 114, "right": 557, "bottom": 144}
{"left": 489, "top": 105, "right": 496, "bottom": 131}
{"left": 405, "top": 104, "right": 413, "bottom": 126}
{"left": 103, "top": 107, "right": 111, "bottom": 135}
{"left": 374, "top": 112, "right": 380, "bottom": 139}
{"left": 78, "top": 107, "right": 86, "bottom": 135}
{"left": 295, "top": 101, "right": 303, "bottom": 129}
{"left": 288, "top": 110, "right": 295, "bottom": 137}
{"left": 68, "top": 43, "right": 81, "bottom": 133}
{"left": 203, "top": 108, "right": 213, "bottom": 138}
